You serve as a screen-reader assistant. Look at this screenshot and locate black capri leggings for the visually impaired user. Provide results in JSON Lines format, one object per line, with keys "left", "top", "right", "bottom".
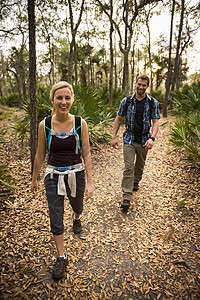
{"left": 44, "top": 170, "right": 85, "bottom": 235}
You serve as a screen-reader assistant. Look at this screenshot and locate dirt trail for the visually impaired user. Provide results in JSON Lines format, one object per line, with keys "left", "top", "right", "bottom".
{"left": 0, "top": 109, "right": 199, "bottom": 299}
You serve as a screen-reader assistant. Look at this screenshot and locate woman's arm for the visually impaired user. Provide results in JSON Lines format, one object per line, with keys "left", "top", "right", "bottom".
{"left": 81, "top": 119, "right": 93, "bottom": 200}
{"left": 31, "top": 120, "right": 47, "bottom": 193}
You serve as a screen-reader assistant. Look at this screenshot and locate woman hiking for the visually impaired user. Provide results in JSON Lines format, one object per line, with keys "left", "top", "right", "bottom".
{"left": 31, "top": 81, "right": 93, "bottom": 280}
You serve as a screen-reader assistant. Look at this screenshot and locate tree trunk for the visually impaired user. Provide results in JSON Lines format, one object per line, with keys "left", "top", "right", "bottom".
{"left": 137, "top": 49, "right": 140, "bottom": 77}
{"left": 28, "top": 0, "right": 37, "bottom": 175}
{"left": 109, "top": 0, "right": 114, "bottom": 105}
{"left": 114, "top": 39, "right": 117, "bottom": 89}
{"left": 67, "top": 42, "right": 74, "bottom": 84}
{"left": 122, "top": 3, "right": 129, "bottom": 93}
{"left": 123, "top": 50, "right": 129, "bottom": 95}
{"left": 146, "top": 17, "right": 153, "bottom": 95}
{"left": 130, "top": 46, "right": 135, "bottom": 94}
{"left": 176, "top": 55, "right": 181, "bottom": 90}
{"left": 18, "top": 45, "right": 26, "bottom": 103}
{"left": 74, "top": 43, "right": 78, "bottom": 84}
{"left": 67, "top": 0, "right": 85, "bottom": 84}
{"left": 52, "top": 44, "right": 55, "bottom": 84}
{"left": 163, "top": 0, "right": 175, "bottom": 117}
{"left": 80, "top": 65, "right": 87, "bottom": 85}
{"left": 171, "top": 0, "right": 185, "bottom": 92}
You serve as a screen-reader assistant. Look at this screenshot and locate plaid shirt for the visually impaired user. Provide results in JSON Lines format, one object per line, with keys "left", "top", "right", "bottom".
{"left": 117, "top": 93, "right": 160, "bottom": 146}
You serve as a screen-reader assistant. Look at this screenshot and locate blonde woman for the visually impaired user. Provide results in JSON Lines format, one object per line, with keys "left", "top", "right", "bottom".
{"left": 31, "top": 81, "right": 93, "bottom": 279}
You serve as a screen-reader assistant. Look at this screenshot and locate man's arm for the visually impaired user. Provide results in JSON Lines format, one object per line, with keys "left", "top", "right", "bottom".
{"left": 151, "top": 118, "right": 159, "bottom": 139}
{"left": 144, "top": 118, "right": 159, "bottom": 150}
{"left": 112, "top": 115, "right": 123, "bottom": 149}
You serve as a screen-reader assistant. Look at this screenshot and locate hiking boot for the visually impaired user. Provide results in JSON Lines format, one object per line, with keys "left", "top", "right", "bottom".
{"left": 121, "top": 199, "right": 130, "bottom": 210}
{"left": 73, "top": 218, "right": 82, "bottom": 234}
{"left": 52, "top": 255, "right": 68, "bottom": 280}
{"left": 133, "top": 181, "right": 139, "bottom": 192}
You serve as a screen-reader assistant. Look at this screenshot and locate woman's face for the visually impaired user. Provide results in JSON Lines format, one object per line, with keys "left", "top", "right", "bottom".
{"left": 52, "top": 87, "right": 74, "bottom": 114}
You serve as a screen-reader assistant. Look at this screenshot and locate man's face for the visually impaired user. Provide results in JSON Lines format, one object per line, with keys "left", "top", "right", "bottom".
{"left": 136, "top": 79, "right": 149, "bottom": 95}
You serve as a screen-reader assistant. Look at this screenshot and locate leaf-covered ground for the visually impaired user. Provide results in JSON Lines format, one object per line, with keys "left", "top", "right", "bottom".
{"left": 0, "top": 107, "right": 200, "bottom": 299}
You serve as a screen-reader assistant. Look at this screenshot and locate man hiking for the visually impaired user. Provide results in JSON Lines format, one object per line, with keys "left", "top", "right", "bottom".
{"left": 112, "top": 74, "right": 160, "bottom": 210}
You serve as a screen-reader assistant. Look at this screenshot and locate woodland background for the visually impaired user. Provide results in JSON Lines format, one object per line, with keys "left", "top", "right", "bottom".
{"left": 0, "top": 1, "right": 200, "bottom": 298}
{"left": 0, "top": 0, "right": 200, "bottom": 168}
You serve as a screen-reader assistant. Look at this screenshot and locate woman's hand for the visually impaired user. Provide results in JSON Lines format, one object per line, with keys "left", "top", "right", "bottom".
{"left": 85, "top": 182, "right": 93, "bottom": 200}
{"left": 31, "top": 180, "right": 38, "bottom": 194}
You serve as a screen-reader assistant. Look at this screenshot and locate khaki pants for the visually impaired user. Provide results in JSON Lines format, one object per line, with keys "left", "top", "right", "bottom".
{"left": 122, "top": 143, "right": 148, "bottom": 200}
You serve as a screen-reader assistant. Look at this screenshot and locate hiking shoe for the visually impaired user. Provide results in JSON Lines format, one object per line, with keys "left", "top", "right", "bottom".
{"left": 73, "top": 218, "right": 82, "bottom": 234}
{"left": 52, "top": 255, "right": 68, "bottom": 280}
{"left": 133, "top": 181, "right": 139, "bottom": 192}
{"left": 121, "top": 199, "right": 130, "bottom": 210}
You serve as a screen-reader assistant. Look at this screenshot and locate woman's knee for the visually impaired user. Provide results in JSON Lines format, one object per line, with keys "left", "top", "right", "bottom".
{"left": 51, "top": 226, "right": 64, "bottom": 236}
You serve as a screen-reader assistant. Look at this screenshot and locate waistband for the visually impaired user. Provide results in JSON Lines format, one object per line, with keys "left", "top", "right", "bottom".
{"left": 45, "top": 163, "right": 84, "bottom": 197}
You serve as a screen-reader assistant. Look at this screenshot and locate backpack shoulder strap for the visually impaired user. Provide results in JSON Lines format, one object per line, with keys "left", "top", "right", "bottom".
{"left": 124, "top": 96, "right": 132, "bottom": 115}
{"left": 73, "top": 115, "right": 82, "bottom": 154}
{"left": 44, "top": 116, "right": 53, "bottom": 154}
{"left": 149, "top": 96, "right": 154, "bottom": 110}
{"left": 149, "top": 96, "right": 155, "bottom": 121}
{"left": 147, "top": 96, "right": 155, "bottom": 125}
{"left": 74, "top": 115, "right": 82, "bottom": 138}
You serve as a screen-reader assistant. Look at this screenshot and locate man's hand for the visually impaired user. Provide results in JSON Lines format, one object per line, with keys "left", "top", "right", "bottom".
{"left": 112, "top": 138, "right": 119, "bottom": 149}
{"left": 144, "top": 138, "right": 154, "bottom": 150}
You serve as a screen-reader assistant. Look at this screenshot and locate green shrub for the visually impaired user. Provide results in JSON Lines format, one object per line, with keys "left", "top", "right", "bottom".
{"left": 0, "top": 165, "right": 16, "bottom": 190}
{"left": 152, "top": 89, "right": 165, "bottom": 110}
{"left": 9, "top": 84, "right": 52, "bottom": 145}
{"left": 72, "top": 84, "right": 100, "bottom": 123}
{"left": 0, "top": 137, "right": 15, "bottom": 190}
{"left": 111, "top": 88, "right": 126, "bottom": 113}
{"left": 10, "top": 116, "right": 29, "bottom": 145}
{"left": 72, "top": 84, "right": 113, "bottom": 143}
{"left": 172, "top": 81, "right": 200, "bottom": 116}
{"left": 21, "top": 85, "right": 52, "bottom": 125}
{"left": 88, "top": 115, "right": 113, "bottom": 145}
{"left": 0, "top": 93, "right": 19, "bottom": 107}
{"left": 97, "top": 85, "right": 109, "bottom": 104}
{"left": 0, "top": 110, "right": 12, "bottom": 120}
{"left": 169, "top": 113, "right": 200, "bottom": 160}
{"left": 169, "top": 80, "right": 200, "bottom": 160}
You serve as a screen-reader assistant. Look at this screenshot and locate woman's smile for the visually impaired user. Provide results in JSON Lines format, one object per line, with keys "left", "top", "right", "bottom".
{"left": 52, "top": 87, "right": 74, "bottom": 114}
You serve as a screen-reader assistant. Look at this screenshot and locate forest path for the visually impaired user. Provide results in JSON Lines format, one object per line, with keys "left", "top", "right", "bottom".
{"left": 0, "top": 107, "right": 199, "bottom": 299}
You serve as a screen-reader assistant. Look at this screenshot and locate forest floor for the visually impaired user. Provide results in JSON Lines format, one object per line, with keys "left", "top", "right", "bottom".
{"left": 0, "top": 105, "right": 200, "bottom": 300}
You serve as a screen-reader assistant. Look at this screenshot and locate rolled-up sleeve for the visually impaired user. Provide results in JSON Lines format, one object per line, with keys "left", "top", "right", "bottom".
{"left": 117, "top": 98, "right": 127, "bottom": 116}
{"left": 152, "top": 99, "right": 160, "bottom": 119}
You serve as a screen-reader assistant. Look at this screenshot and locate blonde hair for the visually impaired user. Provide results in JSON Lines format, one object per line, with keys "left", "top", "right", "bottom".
{"left": 50, "top": 81, "right": 74, "bottom": 115}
